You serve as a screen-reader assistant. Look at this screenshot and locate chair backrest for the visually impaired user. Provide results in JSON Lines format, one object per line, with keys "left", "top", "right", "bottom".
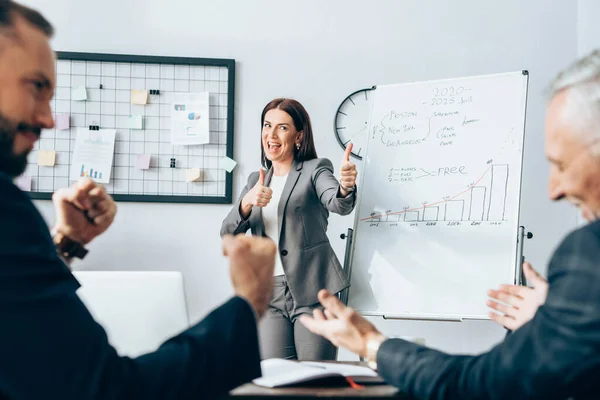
{"left": 73, "top": 270, "right": 190, "bottom": 358}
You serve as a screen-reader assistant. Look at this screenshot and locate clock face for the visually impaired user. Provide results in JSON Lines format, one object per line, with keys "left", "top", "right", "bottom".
{"left": 334, "top": 88, "right": 373, "bottom": 160}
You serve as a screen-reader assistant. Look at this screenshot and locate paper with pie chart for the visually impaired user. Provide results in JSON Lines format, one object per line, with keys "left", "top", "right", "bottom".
{"left": 171, "top": 92, "right": 210, "bottom": 145}
{"left": 348, "top": 71, "right": 529, "bottom": 319}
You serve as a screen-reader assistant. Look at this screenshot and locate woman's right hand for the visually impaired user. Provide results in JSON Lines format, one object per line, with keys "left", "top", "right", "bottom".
{"left": 240, "top": 169, "right": 272, "bottom": 218}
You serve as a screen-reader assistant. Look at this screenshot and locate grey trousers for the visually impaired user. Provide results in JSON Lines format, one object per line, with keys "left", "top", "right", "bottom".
{"left": 259, "top": 275, "right": 336, "bottom": 361}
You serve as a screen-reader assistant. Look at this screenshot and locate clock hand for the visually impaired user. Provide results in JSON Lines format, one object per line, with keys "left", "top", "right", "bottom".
{"left": 347, "top": 125, "right": 368, "bottom": 143}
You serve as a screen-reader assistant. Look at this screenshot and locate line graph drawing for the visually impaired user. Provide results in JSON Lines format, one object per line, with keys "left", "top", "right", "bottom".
{"left": 362, "top": 163, "right": 509, "bottom": 223}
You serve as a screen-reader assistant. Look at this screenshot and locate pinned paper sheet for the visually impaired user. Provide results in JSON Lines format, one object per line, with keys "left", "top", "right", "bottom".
{"left": 15, "top": 175, "right": 31, "bottom": 191}
{"left": 72, "top": 86, "right": 87, "bottom": 101}
{"left": 171, "top": 92, "right": 209, "bottom": 145}
{"left": 70, "top": 128, "right": 116, "bottom": 184}
{"left": 131, "top": 90, "right": 148, "bottom": 105}
{"left": 136, "top": 154, "right": 151, "bottom": 170}
{"left": 185, "top": 168, "right": 202, "bottom": 182}
{"left": 128, "top": 115, "right": 143, "bottom": 130}
{"left": 38, "top": 150, "right": 56, "bottom": 166}
{"left": 221, "top": 156, "right": 237, "bottom": 172}
{"left": 56, "top": 114, "right": 70, "bottom": 130}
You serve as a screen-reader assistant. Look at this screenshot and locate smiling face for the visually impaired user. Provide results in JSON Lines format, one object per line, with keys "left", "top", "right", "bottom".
{"left": 261, "top": 108, "right": 303, "bottom": 167}
{"left": 0, "top": 14, "right": 56, "bottom": 177}
{"left": 545, "top": 90, "right": 600, "bottom": 221}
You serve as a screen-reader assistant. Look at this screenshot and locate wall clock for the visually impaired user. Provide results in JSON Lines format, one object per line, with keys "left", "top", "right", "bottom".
{"left": 334, "top": 87, "right": 374, "bottom": 160}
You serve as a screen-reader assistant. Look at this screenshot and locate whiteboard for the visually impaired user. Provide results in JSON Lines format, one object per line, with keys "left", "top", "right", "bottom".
{"left": 348, "top": 71, "right": 528, "bottom": 320}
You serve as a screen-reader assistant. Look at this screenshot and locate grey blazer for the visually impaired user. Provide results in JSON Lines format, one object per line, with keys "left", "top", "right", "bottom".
{"left": 220, "top": 158, "right": 356, "bottom": 307}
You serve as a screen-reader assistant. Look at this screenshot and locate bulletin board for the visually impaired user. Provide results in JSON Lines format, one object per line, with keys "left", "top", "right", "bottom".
{"left": 25, "top": 52, "right": 235, "bottom": 204}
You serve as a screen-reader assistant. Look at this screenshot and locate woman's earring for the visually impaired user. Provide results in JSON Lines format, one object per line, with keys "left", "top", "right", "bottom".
{"left": 296, "top": 142, "right": 301, "bottom": 150}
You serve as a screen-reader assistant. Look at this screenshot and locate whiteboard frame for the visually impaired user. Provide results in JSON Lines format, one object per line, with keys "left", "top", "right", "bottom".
{"left": 346, "top": 71, "right": 530, "bottom": 321}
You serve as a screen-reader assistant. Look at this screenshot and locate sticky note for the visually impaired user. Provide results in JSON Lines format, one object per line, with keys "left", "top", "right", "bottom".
{"left": 221, "top": 156, "right": 237, "bottom": 173}
{"left": 38, "top": 150, "right": 56, "bottom": 166}
{"left": 185, "top": 168, "right": 202, "bottom": 182}
{"left": 136, "top": 154, "right": 151, "bottom": 170}
{"left": 15, "top": 175, "right": 31, "bottom": 191}
{"left": 131, "top": 90, "right": 148, "bottom": 105}
{"left": 56, "top": 114, "right": 70, "bottom": 130}
{"left": 128, "top": 115, "right": 143, "bottom": 130}
{"left": 72, "top": 86, "right": 87, "bottom": 101}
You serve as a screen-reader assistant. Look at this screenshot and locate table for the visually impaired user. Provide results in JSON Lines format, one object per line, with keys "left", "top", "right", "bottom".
{"left": 226, "top": 362, "right": 417, "bottom": 400}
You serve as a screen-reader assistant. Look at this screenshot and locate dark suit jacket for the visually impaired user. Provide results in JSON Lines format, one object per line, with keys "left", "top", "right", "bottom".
{"left": 220, "top": 158, "right": 356, "bottom": 307}
{"left": 0, "top": 172, "right": 261, "bottom": 399}
{"left": 376, "top": 221, "right": 600, "bottom": 399}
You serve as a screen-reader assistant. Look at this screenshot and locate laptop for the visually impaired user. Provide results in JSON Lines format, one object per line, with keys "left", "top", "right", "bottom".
{"left": 73, "top": 270, "right": 190, "bottom": 358}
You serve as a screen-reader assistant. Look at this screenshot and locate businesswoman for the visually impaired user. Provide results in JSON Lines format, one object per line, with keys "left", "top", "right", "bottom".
{"left": 221, "top": 98, "right": 358, "bottom": 361}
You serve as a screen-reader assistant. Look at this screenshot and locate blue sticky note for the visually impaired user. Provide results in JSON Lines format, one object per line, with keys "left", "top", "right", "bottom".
{"left": 72, "top": 86, "right": 87, "bottom": 101}
{"left": 128, "top": 115, "right": 143, "bottom": 130}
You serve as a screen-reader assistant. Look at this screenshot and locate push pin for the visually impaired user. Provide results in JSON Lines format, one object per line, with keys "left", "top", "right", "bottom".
{"left": 170, "top": 158, "right": 176, "bottom": 168}
{"left": 150, "top": 89, "right": 160, "bottom": 95}
{"left": 99, "top": 84, "right": 103, "bottom": 89}
{"left": 89, "top": 125, "right": 99, "bottom": 131}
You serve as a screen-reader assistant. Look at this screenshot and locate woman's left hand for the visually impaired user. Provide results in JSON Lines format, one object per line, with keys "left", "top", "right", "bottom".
{"left": 340, "top": 143, "right": 357, "bottom": 196}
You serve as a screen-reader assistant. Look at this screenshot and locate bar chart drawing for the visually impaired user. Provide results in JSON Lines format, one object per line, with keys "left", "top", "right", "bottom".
{"left": 362, "top": 163, "right": 510, "bottom": 224}
{"left": 388, "top": 214, "right": 401, "bottom": 223}
{"left": 468, "top": 186, "right": 487, "bottom": 221}
{"left": 404, "top": 211, "right": 420, "bottom": 222}
{"left": 423, "top": 206, "right": 440, "bottom": 221}
{"left": 444, "top": 200, "right": 465, "bottom": 221}
{"left": 487, "top": 164, "right": 509, "bottom": 221}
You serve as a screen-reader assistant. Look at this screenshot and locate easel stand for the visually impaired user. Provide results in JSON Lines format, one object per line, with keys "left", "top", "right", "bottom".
{"left": 516, "top": 226, "right": 534, "bottom": 285}
{"left": 338, "top": 228, "right": 354, "bottom": 306}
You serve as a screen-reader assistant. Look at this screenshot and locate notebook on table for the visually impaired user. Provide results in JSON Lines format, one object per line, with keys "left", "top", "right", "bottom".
{"left": 253, "top": 359, "right": 383, "bottom": 388}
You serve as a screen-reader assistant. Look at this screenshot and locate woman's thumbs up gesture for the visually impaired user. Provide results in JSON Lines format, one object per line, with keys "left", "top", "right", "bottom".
{"left": 241, "top": 169, "right": 273, "bottom": 217}
{"left": 339, "top": 143, "right": 358, "bottom": 197}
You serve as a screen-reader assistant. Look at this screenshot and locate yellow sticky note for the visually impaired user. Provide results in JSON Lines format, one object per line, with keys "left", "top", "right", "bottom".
{"left": 185, "top": 168, "right": 202, "bottom": 182}
{"left": 38, "top": 150, "right": 56, "bottom": 167}
{"left": 131, "top": 90, "right": 148, "bottom": 105}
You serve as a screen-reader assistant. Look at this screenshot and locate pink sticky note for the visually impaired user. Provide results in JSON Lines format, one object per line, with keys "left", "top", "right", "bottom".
{"left": 136, "top": 154, "right": 151, "bottom": 170}
{"left": 15, "top": 175, "right": 31, "bottom": 191}
{"left": 56, "top": 114, "right": 70, "bottom": 130}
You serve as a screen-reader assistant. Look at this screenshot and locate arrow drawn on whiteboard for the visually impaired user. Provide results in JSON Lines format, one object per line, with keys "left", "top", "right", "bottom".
{"left": 415, "top": 168, "right": 434, "bottom": 179}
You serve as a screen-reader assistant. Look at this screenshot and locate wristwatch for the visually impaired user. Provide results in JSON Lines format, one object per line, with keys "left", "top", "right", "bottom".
{"left": 341, "top": 184, "right": 356, "bottom": 193}
{"left": 52, "top": 231, "right": 89, "bottom": 260}
{"left": 366, "top": 336, "right": 384, "bottom": 371}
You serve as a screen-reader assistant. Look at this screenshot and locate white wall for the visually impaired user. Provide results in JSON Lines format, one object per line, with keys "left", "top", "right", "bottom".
{"left": 576, "top": 0, "right": 600, "bottom": 228}
{"left": 23, "top": 0, "right": 578, "bottom": 356}
{"left": 578, "top": 0, "right": 600, "bottom": 56}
